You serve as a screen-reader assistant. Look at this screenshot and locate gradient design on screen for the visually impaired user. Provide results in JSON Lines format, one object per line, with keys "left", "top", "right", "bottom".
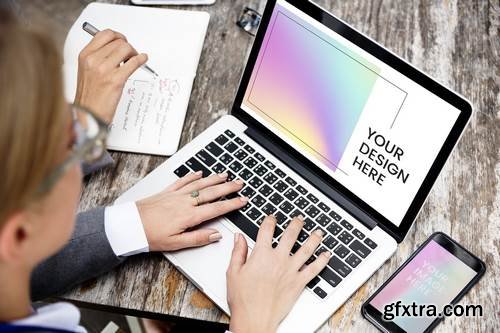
{"left": 244, "top": 4, "right": 380, "bottom": 170}
{"left": 370, "top": 240, "right": 476, "bottom": 333}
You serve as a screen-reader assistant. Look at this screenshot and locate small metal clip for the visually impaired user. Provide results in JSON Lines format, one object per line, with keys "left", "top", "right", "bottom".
{"left": 236, "top": 7, "right": 262, "bottom": 36}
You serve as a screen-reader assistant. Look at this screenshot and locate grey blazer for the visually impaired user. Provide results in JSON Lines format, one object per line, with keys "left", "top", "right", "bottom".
{"left": 31, "top": 153, "right": 125, "bottom": 301}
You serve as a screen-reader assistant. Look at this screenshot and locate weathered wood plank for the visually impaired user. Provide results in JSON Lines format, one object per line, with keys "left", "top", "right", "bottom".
{"left": 16, "top": 0, "right": 499, "bottom": 331}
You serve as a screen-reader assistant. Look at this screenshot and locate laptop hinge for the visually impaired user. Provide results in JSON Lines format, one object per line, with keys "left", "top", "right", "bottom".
{"left": 244, "top": 127, "right": 378, "bottom": 230}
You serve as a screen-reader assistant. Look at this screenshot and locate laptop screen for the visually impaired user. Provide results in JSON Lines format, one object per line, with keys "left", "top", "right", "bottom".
{"left": 240, "top": 0, "right": 462, "bottom": 227}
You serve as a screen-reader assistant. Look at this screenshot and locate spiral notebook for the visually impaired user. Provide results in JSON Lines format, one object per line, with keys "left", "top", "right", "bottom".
{"left": 63, "top": 2, "right": 210, "bottom": 155}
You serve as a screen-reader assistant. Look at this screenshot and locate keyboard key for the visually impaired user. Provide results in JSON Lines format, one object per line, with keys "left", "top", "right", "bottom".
{"left": 244, "top": 144, "right": 255, "bottom": 154}
{"left": 327, "top": 222, "right": 342, "bottom": 236}
{"left": 313, "top": 286, "right": 327, "bottom": 299}
{"left": 296, "top": 184, "right": 308, "bottom": 195}
{"left": 234, "top": 137, "right": 245, "bottom": 146}
{"left": 285, "top": 176, "right": 297, "bottom": 187}
{"left": 334, "top": 244, "right": 350, "bottom": 258}
{"left": 234, "top": 149, "right": 248, "bottom": 161}
{"left": 352, "top": 229, "right": 365, "bottom": 240}
{"left": 279, "top": 201, "right": 294, "bottom": 214}
{"left": 241, "top": 186, "right": 256, "bottom": 198}
{"left": 305, "top": 255, "right": 316, "bottom": 265}
{"left": 291, "top": 242, "right": 301, "bottom": 254}
{"left": 249, "top": 177, "right": 263, "bottom": 189}
{"left": 315, "top": 246, "right": 329, "bottom": 257}
{"left": 174, "top": 165, "right": 190, "bottom": 177}
{"left": 254, "top": 165, "right": 268, "bottom": 176}
{"left": 290, "top": 209, "right": 303, "bottom": 218}
{"left": 306, "top": 193, "right": 319, "bottom": 204}
{"left": 275, "top": 211, "right": 287, "bottom": 225}
{"left": 224, "top": 129, "right": 235, "bottom": 138}
{"left": 273, "top": 180, "right": 288, "bottom": 192}
{"left": 264, "top": 160, "right": 276, "bottom": 169}
{"left": 196, "top": 149, "right": 216, "bottom": 166}
{"left": 240, "top": 203, "right": 251, "bottom": 212}
{"left": 297, "top": 230, "right": 309, "bottom": 243}
{"left": 205, "top": 142, "right": 224, "bottom": 157}
{"left": 254, "top": 152, "right": 265, "bottom": 162}
{"left": 303, "top": 218, "right": 315, "bottom": 231}
{"left": 226, "top": 211, "right": 258, "bottom": 241}
{"left": 220, "top": 153, "right": 234, "bottom": 165}
{"left": 318, "top": 202, "right": 330, "bottom": 213}
{"left": 186, "top": 157, "right": 211, "bottom": 177}
{"left": 227, "top": 171, "right": 236, "bottom": 181}
{"left": 272, "top": 241, "right": 278, "bottom": 248}
{"left": 316, "top": 213, "right": 331, "bottom": 227}
{"left": 256, "top": 216, "right": 265, "bottom": 225}
{"left": 258, "top": 184, "right": 273, "bottom": 197}
{"left": 349, "top": 240, "right": 371, "bottom": 258}
{"left": 238, "top": 168, "right": 253, "bottom": 181}
{"left": 229, "top": 161, "right": 243, "bottom": 173}
{"left": 328, "top": 210, "right": 342, "bottom": 221}
{"left": 284, "top": 188, "right": 299, "bottom": 201}
{"left": 340, "top": 219, "right": 353, "bottom": 230}
{"left": 263, "top": 173, "right": 278, "bottom": 185}
{"left": 338, "top": 231, "right": 354, "bottom": 245}
{"left": 215, "top": 134, "right": 229, "bottom": 146}
{"left": 345, "top": 253, "right": 361, "bottom": 268}
{"left": 245, "top": 207, "right": 262, "bottom": 221}
{"left": 211, "top": 163, "right": 226, "bottom": 174}
{"left": 323, "top": 235, "right": 339, "bottom": 250}
{"left": 320, "top": 267, "right": 342, "bottom": 287}
{"left": 262, "top": 203, "right": 277, "bottom": 215}
{"left": 305, "top": 205, "right": 320, "bottom": 218}
{"left": 328, "top": 256, "right": 352, "bottom": 277}
{"left": 243, "top": 157, "right": 257, "bottom": 169}
{"left": 224, "top": 142, "right": 238, "bottom": 153}
{"left": 251, "top": 195, "right": 266, "bottom": 207}
{"left": 275, "top": 168, "right": 286, "bottom": 178}
{"left": 273, "top": 226, "right": 283, "bottom": 238}
{"left": 307, "top": 276, "right": 320, "bottom": 289}
{"left": 364, "top": 238, "right": 378, "bottom": 249}
{"left": 269, "top": 193, "right": 284, "bottom": 205}
{"left": 295, "top": 197, "right": 309, "bottom": 209}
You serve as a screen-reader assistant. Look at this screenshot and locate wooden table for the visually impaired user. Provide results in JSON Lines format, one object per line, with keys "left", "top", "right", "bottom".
{"left": 18, "top": 0, "right": 499, "bottom": 331}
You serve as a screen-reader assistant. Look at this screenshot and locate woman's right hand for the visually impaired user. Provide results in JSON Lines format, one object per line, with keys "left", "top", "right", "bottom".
{"left": 226, "top": 216, "right": 331, "bottom": 333}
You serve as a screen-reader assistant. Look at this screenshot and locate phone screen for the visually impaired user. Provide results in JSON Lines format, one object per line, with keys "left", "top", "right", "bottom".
{"left": 368, "top": 239, "right": 478, "bottom": 333}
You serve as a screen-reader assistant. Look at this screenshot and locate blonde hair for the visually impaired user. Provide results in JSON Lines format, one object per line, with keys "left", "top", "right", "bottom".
{"left": 0, "top": 9, "right": 67, "bottom": 224}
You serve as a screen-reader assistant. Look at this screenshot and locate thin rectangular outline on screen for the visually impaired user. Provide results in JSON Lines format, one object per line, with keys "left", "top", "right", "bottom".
{"left": 245, "top": 9, "right": 409, "bottom": 172}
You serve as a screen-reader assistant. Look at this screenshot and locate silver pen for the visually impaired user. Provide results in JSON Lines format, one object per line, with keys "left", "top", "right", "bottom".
{"left": 82, "top": 22, "right": 159, "bottom": 78}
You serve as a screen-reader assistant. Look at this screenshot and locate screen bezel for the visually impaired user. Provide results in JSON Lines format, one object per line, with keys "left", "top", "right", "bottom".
{"left": 231, "top": 0, "right": 472, "bottom": 242}
{"left": 361, "top": 232, "right": 486, "bottom": 332}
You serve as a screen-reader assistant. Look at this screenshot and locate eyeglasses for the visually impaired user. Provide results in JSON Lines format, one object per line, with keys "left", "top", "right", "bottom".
{"left": 37, "top": 104, "right": 109, "bottom": 194}
{"left": 237, "top": 7, "right": 262, "bottom": 36}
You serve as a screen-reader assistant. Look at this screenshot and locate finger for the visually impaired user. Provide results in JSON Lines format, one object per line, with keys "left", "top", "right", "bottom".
{"left": 191, "top": 196, "right": 248, "bottom": 226}
{"left": 166, "top": 228, "right": 222, "bottom": 251}
{"left": 118, "top": 53, "right": 148, "bottom": 81}
{"left": 228, "top": 233, "right": 248, "bottom": 274}
{"left": 80, "top": 29, "right": 126, "bottom": 56}
{"left": 85, "top": 38, "right": 126, "bottom": 65}
{"left": 197, "top": 179, "right": 244, "bottom": 204}
{"left": 166, "top": 171, "right": 203, "bottom": 192}
{"left": 255, "top": 215, "right": 276, "bottom": 249}
{"left": 104, "top": 41, "right": 139, "bottom": 68}
{"left": 300, "top": 250, "right": 331, "bottom": 285}
{"left": 277, "top": 216, "right": 304, "bottom": 254}
{"left": 179, "top": 172, "right": 229, "bottom": 194}
{"left": 292, "top": 229, "right": 324, "bottom": 269}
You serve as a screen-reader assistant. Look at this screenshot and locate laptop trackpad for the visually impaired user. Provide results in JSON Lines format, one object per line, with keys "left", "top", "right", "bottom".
{"left": 167, "top": 220, "right": 241, "bottom": 312}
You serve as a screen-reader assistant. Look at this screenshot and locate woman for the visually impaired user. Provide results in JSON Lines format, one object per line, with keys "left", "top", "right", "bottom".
{"left": 0, "top": 8, "right": 330, "bottom": 333}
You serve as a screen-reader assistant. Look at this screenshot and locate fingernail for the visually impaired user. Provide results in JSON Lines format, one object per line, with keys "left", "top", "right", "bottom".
{"left": 209, "top": 232, "right": 222, "bottom": 242}
{"left": 297, "top": 215, "right": 304, "bottom": 221}
{"left": 239, "top": 196, "right": 249, "bottom": 202}
{"left": 195, "top": 170, "right": 203, "bottom": 175}
{"left": 322, "top": 251, "right": 331, "bottom": 258}
{"left": 234, "top": 233, "right": 240, "bottom": 244}
{"left": 219, "top": 172, "right": 228, "bottom": 178}
{"left": 314, "top": 229, "right": 324, "bottom": 237}
{"left": 234, "top": 179, "right": 244, "bottom": 185}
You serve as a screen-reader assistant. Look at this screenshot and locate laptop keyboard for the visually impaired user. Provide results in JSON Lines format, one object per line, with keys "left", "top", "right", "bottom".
{"left": 173, "top": 129, "right": 378, "bottom": 300}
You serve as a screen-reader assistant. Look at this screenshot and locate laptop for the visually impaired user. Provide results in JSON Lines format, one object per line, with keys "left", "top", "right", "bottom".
{"left": 115, "top": 0, "right": 472, "bottom": 331}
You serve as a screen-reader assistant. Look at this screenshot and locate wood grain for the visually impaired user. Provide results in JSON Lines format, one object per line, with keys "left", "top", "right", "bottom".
{"left": 17, "top": 0, "right": 499, "bottom": 331}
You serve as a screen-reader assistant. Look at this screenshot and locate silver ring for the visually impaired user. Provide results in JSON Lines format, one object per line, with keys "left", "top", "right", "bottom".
{"left": 191, "top": 190, "right": 201, "bottom": 206}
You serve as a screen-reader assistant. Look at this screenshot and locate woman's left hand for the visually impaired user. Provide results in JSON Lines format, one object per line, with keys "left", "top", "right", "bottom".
{"left": 136, "top": 171, "right": 248, "bottom": 251}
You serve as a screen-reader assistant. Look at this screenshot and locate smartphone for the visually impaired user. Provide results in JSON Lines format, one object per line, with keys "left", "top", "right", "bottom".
{"left": 130, "top": 0, "right": 216, "bottom": 5}
{"left": 362, "top": 232, "right": 485, "bottom": 333}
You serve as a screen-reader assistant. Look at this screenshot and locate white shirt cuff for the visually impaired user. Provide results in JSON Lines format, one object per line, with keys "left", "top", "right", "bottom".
{"left": 104, "top": 202, "right": 149, "bottom": 257}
